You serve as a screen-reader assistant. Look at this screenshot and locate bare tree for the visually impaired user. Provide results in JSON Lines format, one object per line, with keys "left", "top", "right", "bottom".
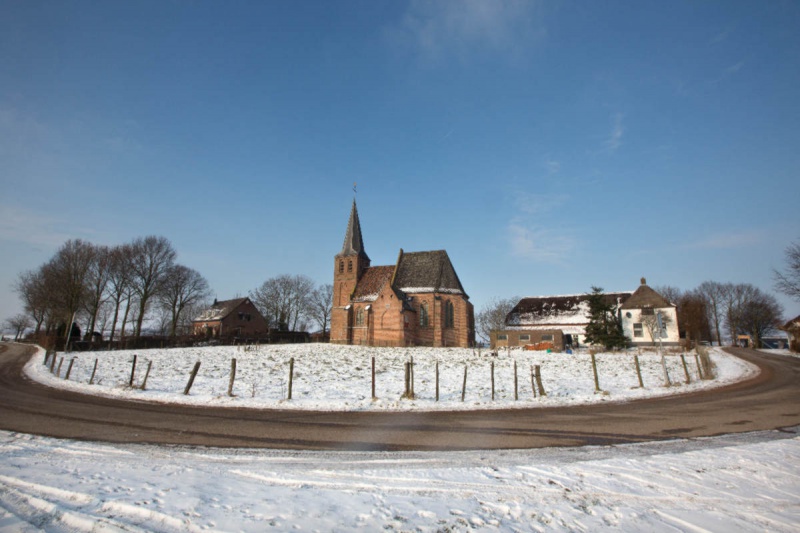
{"left": 736, "top": 287, "right": 783, "bottom": 348}
{"left": 82, "top": 244, "right": 112, "bottom": 341}
{"left": 14, "top": 268, "right": 50, "bottom": 335}
{"left": 158, "top": 264, "right": 211, "bottom": 337}
{"left": 128, "top": 236, "right": 177, "bottom": 337}
{"left": 42, "top": 239, "right": 96, "bottom": 329}
{"left": 4, "top": 314, "right": 32, "bottom": 341}
{"left": 640, "top": 311, "right": 672, "bottom": 346}
{"left": 774, "top": 240, "right": 800, "bottom": 302}
{"left": 475, "top": 296, "right": 519, "bottom": 343}
{"left": 106, "top": 244, "right": 133, "bottom": 343}
{"left": 250, "top": 274, "right": 315, "bottom": 331}
{"left": 677, "top": 290, "right": 712, "bottom": 344}
{"left": 654, "top": 285, "right": 682, "bottom": 306}
{"left": 307, "top": 284, "right": 333, "bottom": 335}
{"left": 724, "top": 283, "right": 760, "bottom": 345}
{"left": 696, "top": 281, "right": 732, "bottom": 346}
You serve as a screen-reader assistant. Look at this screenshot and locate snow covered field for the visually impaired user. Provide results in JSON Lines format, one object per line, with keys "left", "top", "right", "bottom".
{"left": 1, "top": 428, "right": 798, "bottom": 531}
{"left": 25, "top": 345, "right": 756, "bottom": 411}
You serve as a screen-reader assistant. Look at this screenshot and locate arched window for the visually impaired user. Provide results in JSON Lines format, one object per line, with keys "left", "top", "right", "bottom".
{"left": 444, "top": 301, "right": 455, "bottom": 328}
{"left": 339, "top": 260, "right": 344, "bottom": 273}
{"left": 356, "top": 308, "right": 365, "bottom": 326}
{"left": 419, "top": 303, "right": 429, "bottom": 327}
{"left": 348, "top": 260, "right": 353, "bottom": 273}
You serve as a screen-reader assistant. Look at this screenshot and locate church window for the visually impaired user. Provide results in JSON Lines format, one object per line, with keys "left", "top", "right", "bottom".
{"left": 444, "top": 301, "right": 455, "bottom": 328}
{"left": 356, "top": 308, "right": 365, "bottom": 326}
{"left": 348, "top": 261, "right": 353, "bottom": 273}
{"left": 419, "top": 303, "right": 429, "bottom": 327}
{"left": 339, "top": 260, "right": 344, "bottom": 273}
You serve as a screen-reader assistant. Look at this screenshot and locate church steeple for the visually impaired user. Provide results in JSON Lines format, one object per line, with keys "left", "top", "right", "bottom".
{"left": 338, "top": 200, "right": 370, "bottom": 262}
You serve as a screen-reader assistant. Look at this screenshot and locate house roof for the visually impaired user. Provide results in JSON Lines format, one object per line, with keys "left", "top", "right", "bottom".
{"left": 507, "top": 293, "right": 632, "bottom": 327}
{"left": 392, "top": 249, "right": 467, "bottom": 297}
{"left": 352, "top": 266, "right": 395, "bottom": 302}
{"left": 337, "top": 200, "right": 370, "bottom": 262}
{"left": 193, "top": 297, "right": 249, "bottom": 322}
{"left": 619, "top": 278, "right": 674, "bottom": 309}
{"left": 782, "top": 314, "right": 800, "bottom": 331}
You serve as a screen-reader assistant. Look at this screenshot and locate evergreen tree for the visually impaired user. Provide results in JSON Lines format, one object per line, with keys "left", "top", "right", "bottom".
{"left": 583, "top": 286, "right": 629, "bottom": 350}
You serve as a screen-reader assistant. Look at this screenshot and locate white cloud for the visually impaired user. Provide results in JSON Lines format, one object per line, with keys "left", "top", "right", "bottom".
{"left": 390, "top": 0, "right": 545, "bottom": 63}
{"left": 686, "top": 230, "right": 764, "bottom": 250}
{"left": 508, "top": 222, "right": 574, "bottom": 262}
{"left": 604, "top": 113, "right": 624, "bottom": 152}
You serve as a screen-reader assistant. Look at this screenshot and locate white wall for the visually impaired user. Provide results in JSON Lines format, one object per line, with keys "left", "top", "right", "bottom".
{"left": 621, "top": 307, "right": 680, "bottom": 346}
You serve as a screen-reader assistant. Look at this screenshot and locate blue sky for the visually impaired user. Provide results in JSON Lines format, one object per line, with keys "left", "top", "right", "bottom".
{"left": 2, "top": 0, "right": 799, "bottom": 326}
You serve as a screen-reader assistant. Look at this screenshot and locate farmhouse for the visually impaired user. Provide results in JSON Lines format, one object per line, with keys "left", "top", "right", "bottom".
{"left": 192, "top": 297, "right": 269, "bottom": 339}
{"left": 782, "top": 315, "right": 800, "bottom": 352}
{"left": 492, "top": 278, "right": 680, "bottom": 350}
{"left": 331, "top": 201, "right": 475, "bottom": 347}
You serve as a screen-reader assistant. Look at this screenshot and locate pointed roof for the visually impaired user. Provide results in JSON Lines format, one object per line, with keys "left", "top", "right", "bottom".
{"left": 620, "top": 278, "right": 674, "bottom": 309}
{"left": 338, "top": 200, "right": 370, "bottom": 261}
{"left": 392, "top": 250, "right": 468, "bottom": 297}
{"left": 193, "top": 297, "right": 250, "bottom": 322}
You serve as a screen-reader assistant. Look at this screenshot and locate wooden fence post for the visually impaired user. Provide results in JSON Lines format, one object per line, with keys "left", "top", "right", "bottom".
{"left": 680, "top": 354, "right": 691, "bottom": 384}
{"left": 694, "top": 353, "right": 705, "bottom": 380}
{"left": 184, "top": 361, "right": 201, "bottom": 395}
{"left": 64, "top": 358, "right": 76, "bottom": 380}
{"left": 530, "top": 365, "right": 537, "bottom": 398}
{"left": 371, "top": 356, "right": 376, "bottom": 400}
{"left": 491, "top": 361, "right": 495, "bottom": 401}
{"left": 435, "top": 360, "right": 439, "bottom": 402}
{"left": 141, "top": 361, "right": 153, "bottom": 390}
{"left": 43, "top": 351, "right": 50, "bottom": 366}
{"left": 228, "top": 358, "right": 237, "bottom": 397}
{"left": 89, "top": 358, "right": 98, "bottom": 385}
{"left": 591, "top": 353, "right": 601, "bottom": 392}
{"left": 461, "top": 364, "right": 468, "bottom": 402}
{"left": 129, "top": 354, "right": 138, "bottom": 388}
{"left": 410, "top": 356, "right": 415, "bottom": 398}
{"left": 56, "top": 357, "right": 64, "bottom": 377}
{"left": 50, "top": 354, "right": 56, "bottom": 374}
{"left": 288, "top": 358, "right": 294, "bottom": 400}
{"left": 534, "top": 365, "right": 547, "bottom": 397}
{"left": 634, "top": 355, "right": 644, "bottom": 388}
{"left": 514, "top": 360, "right": 518, "bottom": 401}
{"left": 661, "top": 355, "right": 671, "bottom": 387}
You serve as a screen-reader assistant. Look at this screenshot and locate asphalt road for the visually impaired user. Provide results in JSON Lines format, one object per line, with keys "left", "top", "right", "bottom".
{"left": 1, "top": 343, "right": 798, "bottom": 450}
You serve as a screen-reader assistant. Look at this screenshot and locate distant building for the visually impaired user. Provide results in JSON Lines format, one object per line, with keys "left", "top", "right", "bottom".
{"left": 331, "top": 201, "right": 475, "bottom": 347}
{"left": 781, "top": 315, "right": 800, "bottom": 352}
{"left": 192, "top": 297, "right": 269, "bottom": 338}
{"left": 491, "top": 278, "right": 680, "bottom": 350}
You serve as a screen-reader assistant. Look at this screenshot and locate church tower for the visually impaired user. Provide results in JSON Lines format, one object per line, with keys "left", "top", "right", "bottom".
{"left": 331, "top": 201, "right": 370, "bottom": 344}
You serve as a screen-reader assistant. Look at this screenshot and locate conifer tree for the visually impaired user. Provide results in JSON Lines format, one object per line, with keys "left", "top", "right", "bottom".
{"left": 583, "top": 286, "right": 629, "bottom": 350}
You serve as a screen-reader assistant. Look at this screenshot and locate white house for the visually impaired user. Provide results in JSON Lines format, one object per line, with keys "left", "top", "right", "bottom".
{"left": 492, "top": 278, "right": 680, "bottom": 350}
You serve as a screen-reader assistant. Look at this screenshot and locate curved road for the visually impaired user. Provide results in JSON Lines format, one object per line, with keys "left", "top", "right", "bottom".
{"left": 1, "top": 343, "right": 798, "bottom": 450}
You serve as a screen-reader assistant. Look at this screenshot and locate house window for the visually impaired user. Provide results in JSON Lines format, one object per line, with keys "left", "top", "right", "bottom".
{"left": 419, "top": 303, "right": 429, "bottom": 327}
{"left": 641, "top": 308, "right": 655, "bottom": 316}
{"left": 356, "top": 308, "right": 365, "bottom": 326}
{"left": 541, "top": 334, "right": 553, "bottom": 341}
{"left": 497, "top": 334, "right": 508, "bottom": 340}
{"left": 634, "top": 323, "right": 643, "bottom": 337}
{"left": 444, "top": 301, "right": 455, "bottom": 328}
{"left": 519, "top": 334, "right": 530, "bottom": 341}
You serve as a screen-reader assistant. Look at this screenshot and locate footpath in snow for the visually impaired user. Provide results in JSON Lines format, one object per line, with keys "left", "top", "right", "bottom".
{"left": 25, "top": 344, "right": 757, "bottom": 411}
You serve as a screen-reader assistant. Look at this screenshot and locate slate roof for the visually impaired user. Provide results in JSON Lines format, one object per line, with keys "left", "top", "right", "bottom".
{"left": 338, "top": 200, "right": 370, "bottom": 262}
{"left": 507, "top": 293, "right": 632, "bottom": 327}
{"left": 194, "top": 298, "right": 250, "bottom": 322}
{"left": 392, "top": 250, "right": 467, "bottom": 297}
{"left": 352, "top": 266, "right": 395, "bottom": 302}
{"left": 619, "top": 279, "right": 674, "bottom": 309}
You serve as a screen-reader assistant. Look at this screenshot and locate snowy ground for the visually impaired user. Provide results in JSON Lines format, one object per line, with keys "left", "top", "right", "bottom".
{"left": 1, "top": 428, "right": 798, "bottom": 532}
{"left": 25, "top": 345, "right": 757, "bottom": 411}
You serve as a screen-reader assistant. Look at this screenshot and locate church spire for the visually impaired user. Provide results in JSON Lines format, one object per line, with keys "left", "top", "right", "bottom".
{"left": 339, "top": 200, "right": 370, "bottom": 261}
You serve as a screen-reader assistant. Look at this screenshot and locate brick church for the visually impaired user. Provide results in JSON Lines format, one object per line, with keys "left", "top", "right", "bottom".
{"left": 331, "top": 201, "right": 475, "bottom": 347}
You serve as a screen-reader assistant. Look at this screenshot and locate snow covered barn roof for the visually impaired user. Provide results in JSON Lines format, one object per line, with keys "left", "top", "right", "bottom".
{"left": 506, "top": 292, "right": 632, "bottom": 327}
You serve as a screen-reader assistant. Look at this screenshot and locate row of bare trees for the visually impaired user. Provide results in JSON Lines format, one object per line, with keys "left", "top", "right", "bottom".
{"left": 14, "top": 236, "right": 211, "bottom": 344}
{"left": 249, "top": 275, "right": 332, "bottom": 334}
